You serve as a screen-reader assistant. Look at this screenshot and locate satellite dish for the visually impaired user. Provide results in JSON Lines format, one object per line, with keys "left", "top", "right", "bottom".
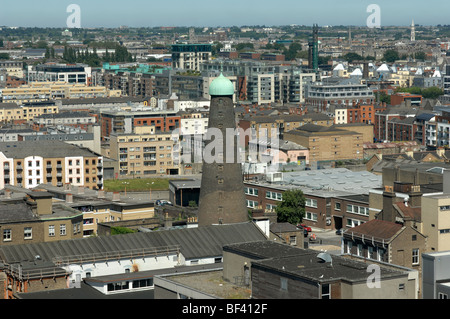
{"left": 317, "top": 252, "right": 332, "bottom": 264}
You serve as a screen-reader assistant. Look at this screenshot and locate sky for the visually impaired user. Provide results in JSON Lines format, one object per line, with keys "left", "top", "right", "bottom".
{"left": 1, "top": 0, "right": 449, "bottom": 28}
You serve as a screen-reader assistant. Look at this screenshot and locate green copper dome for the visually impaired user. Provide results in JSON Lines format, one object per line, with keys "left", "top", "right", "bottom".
{"left": 209, "top": 73, "right": 234, "bottom": 96}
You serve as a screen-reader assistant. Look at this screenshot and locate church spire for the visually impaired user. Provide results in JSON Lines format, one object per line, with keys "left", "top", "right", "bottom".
{"left": 411, "top": 19, "right": 416, "bottom": 42}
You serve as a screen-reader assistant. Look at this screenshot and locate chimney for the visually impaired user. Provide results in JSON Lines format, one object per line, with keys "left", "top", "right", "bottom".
{"left": 382, "top": 185, "right": 397, "bottom": 223}
{"left": 164, "top": 212, "right": 173, "bottom": 228}
{"left": 77, "top": 187, "right": 85, "bottom": 195}
{"left": 66, "top": 193, "right": 73, "bottom": 204}
{"left": 186, "top": 216, "right": 198, "bottom": 228}
{"left": 64, "top": 183, "right": 71, "bottom": 191}
{"left": 5, "top": 189, "right": 11, "bottom": 199}
{"left": 408, "top": 185, "right": 422, "bottom": 207}
{"left": 98, "top": 190, "right": 105, "bottom": 199}
{"left": 112, "top": 192, "right": 120, "bottom": 202}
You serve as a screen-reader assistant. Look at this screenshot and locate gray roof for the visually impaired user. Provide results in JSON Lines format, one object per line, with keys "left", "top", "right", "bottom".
{"left": 226, "top": 241, "right": 410, "bottom": 284}
{"left": 0, "top": 141, "right": 98, "bottom": 158}
{"left": 0, "top": 200, "right": 38, "bottom": 223}
{"left": 0, "top": 222, "right": 267, "bottom": 264}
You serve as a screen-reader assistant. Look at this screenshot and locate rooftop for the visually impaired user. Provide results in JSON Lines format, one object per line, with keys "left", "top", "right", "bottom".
{"left": 0, "top": 141, "right": 99, "bottom": 158}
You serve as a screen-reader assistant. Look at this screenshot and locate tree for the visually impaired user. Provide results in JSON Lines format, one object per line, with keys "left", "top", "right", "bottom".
{"left": 414, "top": 51, "right": 426, "bottom": 61}
{"left": 422, "top": 87, "right": 444, "bottom": 99}
{"left": 275, "top": 189, "right": 305, "bottom": 225}
{"left": 383, "top": 49, "right": 400, "bottom": 63}
{"left": 342, "top": 52, "right": 363, "bottom": 63}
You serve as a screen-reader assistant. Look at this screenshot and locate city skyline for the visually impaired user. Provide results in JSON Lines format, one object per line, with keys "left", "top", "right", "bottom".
{"left": 1, "top": 0, "right": 449, "bottom": 29}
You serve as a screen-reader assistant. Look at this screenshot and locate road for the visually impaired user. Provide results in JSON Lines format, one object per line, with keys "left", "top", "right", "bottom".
{"left": 307, "top": 227, "right": 343, "bottom": 254}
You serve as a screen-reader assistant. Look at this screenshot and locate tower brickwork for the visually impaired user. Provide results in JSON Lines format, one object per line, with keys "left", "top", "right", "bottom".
{"left": 197, "top": 74, "right": 248, "bottom": 226}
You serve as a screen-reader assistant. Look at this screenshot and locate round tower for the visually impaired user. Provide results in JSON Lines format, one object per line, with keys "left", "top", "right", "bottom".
{"left": 197, "top": 74, "right": 248, "bottom": 226}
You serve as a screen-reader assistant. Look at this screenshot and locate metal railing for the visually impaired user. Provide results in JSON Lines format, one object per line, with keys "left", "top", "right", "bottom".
{"left": 52, "top": 245, "right": 180, "bottom": 266}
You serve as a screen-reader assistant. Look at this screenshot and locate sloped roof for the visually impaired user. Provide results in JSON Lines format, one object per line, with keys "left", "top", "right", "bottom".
{"left": 394, "top": 201, "right": 421, "bottom": 221}
{"left": 377, "top": 64, "right": 390, "bottom": 72}
{"left": 0, "top": 222, "right": 267, "bottom": 264}
{"left": 344, "top": 219, "right": 403, "bottom": 242}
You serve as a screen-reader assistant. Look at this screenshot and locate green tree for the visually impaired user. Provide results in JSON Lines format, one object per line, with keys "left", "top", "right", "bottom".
{"left": 342, "top": 52, "right": 363, "bottom": 63}
{"left": 383, "top": 49, "right": 400, "bottom": 63}
{"left": 275, "top": 189, "right": 305, "bottom": 225}
{"left": 422, "top": 87, "right": 444, "bottom": 99}
{"left": 414, "top": 51, "right": 426, "bottom": 61}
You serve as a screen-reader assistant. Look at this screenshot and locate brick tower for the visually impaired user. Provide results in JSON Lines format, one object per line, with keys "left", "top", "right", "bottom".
{"left": 197, "top": 74, "right": 248, "bottom": 226}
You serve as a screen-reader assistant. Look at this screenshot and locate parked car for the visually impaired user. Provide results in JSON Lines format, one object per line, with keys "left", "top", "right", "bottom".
{"left": 156, "top": 200, "right": 172, "bottom": 206}
{"left": 297, "top": 224, "right": 312, "bottom": 232}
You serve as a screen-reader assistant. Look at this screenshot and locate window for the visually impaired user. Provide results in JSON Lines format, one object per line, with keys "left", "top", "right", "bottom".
{"left": 245, "top": 187, "right": 259, "bottom": 196}
{"left": 246, "top": 200, "right": 258, "bottom": 208}
{"left": 132, "top": 278, "right": 154, "bottom": 289}
{"left": 305, "top": 198, "right": 317, "bottom": 208}
{"left": 368, "top": 246, "right": 374, "bottom": 259}
{"left": 412, "top": 248, "right": 419, "bottom": 265}
{"left": 24, "top": 227, "right": 32, "bottom": 240}
{"left": 335, "top": 202, "right": 341, "bottom": 211}
{"left": 357, "top": 244, "right": 363, "bottom": 256}
{"left": 377, "top": 248, "right": 385, "bottom": 261}
{"left": 3, "top": 229, "right": 11, "bottom": 241}
{"left": 438, "top": 293, "right": 448, "bottom": 299}
{"left": 266, "top": 191, "right": 282, "bottom": 201}
{"left": 60, "top": 224, "right": 66, "bottom": 236}
{"left": 289, "top": 236, "right": 297, "bottom": 246}
{"left": 280, "top": 277, "right": 288, "bottom": 291}
{"left": 346, "top": 241, "right": 352, "bottom": 254}
{"left": 321, "top": 284, "right": 330, "bottom": 299}
{"left": 305, "top": 211, "right": 318, "bottom": 221}
{"left": 48, "top": 225, "right": 55, "bottom": 237}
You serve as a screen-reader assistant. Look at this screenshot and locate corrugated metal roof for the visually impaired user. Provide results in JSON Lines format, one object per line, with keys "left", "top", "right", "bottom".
{"left": 0, "top": 222, "right": 266, "bottom": 264}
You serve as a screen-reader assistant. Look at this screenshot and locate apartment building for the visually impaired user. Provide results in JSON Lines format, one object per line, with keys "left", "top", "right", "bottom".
{"left": 334, "top": 103, "right": 376, "bottom": 125}
{"left": 374, "top": 107, "right": 418, "bottom": 143}
{"left": 179, "top": 108, "right": 209, "bottom": 136}
{"left": 283, "top": 123, "right": 364, "bottom": 162}
{"left": 306, "top": 79, "right": 374, "bottom": 112}
{"left": 171, "top": 44, "right": 212, "bottom": 72}
{"left": 98, "top": 108, "right": 180, "bottom": 140}
{"left": 109, "top": 126, "right": 179, "bottom": 178}
{"left": 1, "top": 82, "right": 120, "bottom": 104}
{"left": 32, "top": 111, "right": 97, "bottom": 130}
{"left": 0, "top": 190, "right": 83, "bottom": 247}
{"left": 201, "top": 59, "right": 316, "bottom": 104}
{"left": 0, "top": 103, "right": 24, "bottom": 123}
{"left": 27, "top": 63, "right": 92, "bottom": 84}
{"left": 93, "top": 71, "right": 155, "bottom": 97}
{"left": 0, "top": 60, "right": 24, "bottom": 78}
{"left": 0, "top": 141, "right": 103, "bottom": 190}
{"left": 238, "top": 112, "right": 333, "bottom": 147}
{"left": 32, "top": 184, "right": 156, "bottom": 238}
{"left": 244, "top": 168, "right": 382, "bottom": 230}
{"left": 21, "top": 101, "right": 59, "bottom": 122}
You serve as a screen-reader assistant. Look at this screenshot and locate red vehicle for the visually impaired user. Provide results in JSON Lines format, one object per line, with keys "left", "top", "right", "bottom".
{"left": 297, "top": 224, "right": 312, "bottom": 232}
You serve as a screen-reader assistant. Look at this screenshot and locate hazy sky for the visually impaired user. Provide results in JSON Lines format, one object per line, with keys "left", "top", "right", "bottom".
{"left": 1, "top": 0, "right": 449, "bottom": 28}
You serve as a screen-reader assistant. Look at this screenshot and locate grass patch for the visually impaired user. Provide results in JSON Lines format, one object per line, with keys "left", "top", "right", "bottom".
{"left": 103, "top": 178, "right": 169, "bottom": 192}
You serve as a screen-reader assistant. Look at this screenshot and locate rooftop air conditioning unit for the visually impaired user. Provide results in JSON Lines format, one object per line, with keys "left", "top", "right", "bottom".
{"left": 266, "top": 172, "right": 283, "bottom": 183}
